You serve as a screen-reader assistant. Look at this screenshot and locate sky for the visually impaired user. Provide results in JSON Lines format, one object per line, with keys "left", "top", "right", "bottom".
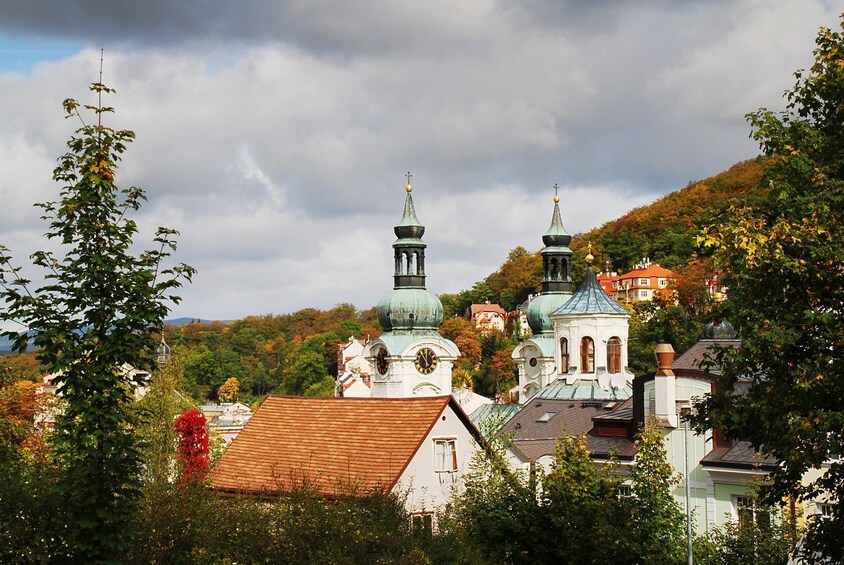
{"left": 0, "top": 1, "right": 839, "bottom": 323}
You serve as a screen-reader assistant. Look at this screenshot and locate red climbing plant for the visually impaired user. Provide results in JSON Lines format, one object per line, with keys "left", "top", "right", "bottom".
{"left": 173, "top": 409, "right": 210, "bottom": 483}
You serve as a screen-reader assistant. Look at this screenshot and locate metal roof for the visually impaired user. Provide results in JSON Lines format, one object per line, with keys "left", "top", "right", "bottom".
{"left": 552, "top": 266, "right": 629, "bottom": 317}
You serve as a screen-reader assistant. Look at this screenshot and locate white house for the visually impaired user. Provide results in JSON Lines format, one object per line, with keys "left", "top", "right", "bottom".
{"left": 209, "top": 395, "right": 484, "bottom": 515}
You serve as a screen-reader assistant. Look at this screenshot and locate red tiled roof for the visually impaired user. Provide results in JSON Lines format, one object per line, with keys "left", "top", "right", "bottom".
{"left": 209, "top": 395, "right": 456, "bottom": 497}
{"left": 469, "top": 303, "right": 506, "bottom": 318}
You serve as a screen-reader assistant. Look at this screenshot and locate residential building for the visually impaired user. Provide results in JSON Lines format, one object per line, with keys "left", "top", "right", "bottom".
{"left": 468, "top": 301, "right": 507, "bottom": 334}
{"left": 209, "top": 395, "right": 483, "bottom": 515}
{"left": 200, "top": 401, "right": 254, "bottom": 445}
{"left": 605, "top": 258, "right": 675, "bottom": 304}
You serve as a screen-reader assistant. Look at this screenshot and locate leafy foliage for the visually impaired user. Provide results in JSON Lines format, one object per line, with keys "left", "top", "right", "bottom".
{"left": 453, "top": 420, "right": 686, "bottom": 564}
{"left": 692, "top": 16, "right": 844, "bottom": 562}
{"left": 0, "top": 82, "right": 193, "bottom": 561}
{"left": 173, "top": 409, "right": 210, "bottom": 483}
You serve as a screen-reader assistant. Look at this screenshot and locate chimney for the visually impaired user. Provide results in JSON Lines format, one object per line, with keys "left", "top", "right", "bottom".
{"left": 654, "top": 343, "right": 678, "bottom": 427}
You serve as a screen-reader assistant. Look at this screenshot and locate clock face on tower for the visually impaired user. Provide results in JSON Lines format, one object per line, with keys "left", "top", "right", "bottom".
{"left": 376, "top": 348, "right": 389, "bottom": 375}
{"left": 414, "top": 347, "right": 438, "bottom": 375}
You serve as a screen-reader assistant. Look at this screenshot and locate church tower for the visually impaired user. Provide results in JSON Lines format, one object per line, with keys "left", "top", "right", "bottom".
{"left": 363, "top": 176, "right": 459, "bottom": 398}
{"left": 512, "top": 187, "right": 574, "bottom": 401}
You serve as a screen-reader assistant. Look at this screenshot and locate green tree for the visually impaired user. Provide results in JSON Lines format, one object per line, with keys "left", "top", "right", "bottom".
{"left": 132, "top": 357, "right": 193, "bottom": 485}
{"left": 0, "top": 81, "right": 193, "bottom": 561}
{"left": 693, "top": 17, "right": 844, "bottom": 562}
{"left": 625, "top": 417, "right": 686, "bottom": 563}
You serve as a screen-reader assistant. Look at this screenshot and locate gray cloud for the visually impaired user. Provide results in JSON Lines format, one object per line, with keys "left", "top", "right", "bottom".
{"left": 0, "top": 1, "right": 838, "bottom": 320}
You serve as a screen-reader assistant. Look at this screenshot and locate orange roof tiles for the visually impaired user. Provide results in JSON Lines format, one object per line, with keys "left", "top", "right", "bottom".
{"left": 469, "top": 303, "right": 506, "bottom": 318}
{"left": 209, "top": 395, "right": 455, "bottom": 497}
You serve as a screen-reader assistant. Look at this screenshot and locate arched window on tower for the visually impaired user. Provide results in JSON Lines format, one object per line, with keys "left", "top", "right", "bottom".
{"left": 405, "top": 251, "right": 413, "bottom": 275}
{"left": 580, "top": 337, "right": 594, "bottom": 373}
{"left": 607, "top": 337, "right": 622, "bottom": 373}
{"left": 550, "top": 258, "right": 558, "bottom": 280}
{"left": 559, "top": 337, "right": 569, "bottom": 373}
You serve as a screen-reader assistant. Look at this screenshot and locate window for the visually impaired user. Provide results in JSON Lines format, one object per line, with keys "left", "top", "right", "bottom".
{"left": 536, "top": 412, "right": 557, "bottom": 423}
{"left": 734, "top": 496, "right": 771, "bottom": 529}
{"left": 606, "top": 337, "right": 622, "bottom": 373}
{"left": 580, "top": 337, "right": 594, "bottom": 373}
{"left": 434, "top": 439, "right": 457, "bottom": 473}
{"left": 619, "top": 484, "right": 633, "bottom": 497}
{"left": 639, "top": 278, "right": 650, "bottom": 286}
{"left": 559, "top": 338, "right": 569, "bottom": 373}
{"left": 819, "top": 503, "right": 836, "bottom": 519}
{"left": 658, "top": 278, "right": 668, "bottom": 288}
{"left": 638, "top": 290, "right": 649, "bottom": 299}
{"left": 411, "top": 513, "right": 434, "bottom": 536}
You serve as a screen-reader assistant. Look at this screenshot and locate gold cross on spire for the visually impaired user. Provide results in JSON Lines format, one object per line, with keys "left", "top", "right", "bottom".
{"left": 553, "top": 183, "right": 560, "bottom": 203}
{"left": 405, "top": 171, "right": 413, "bottom": 192}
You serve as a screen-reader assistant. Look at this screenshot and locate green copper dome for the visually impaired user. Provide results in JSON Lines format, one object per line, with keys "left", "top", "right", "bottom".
{"left": 526, "top": 292, "right": 571, "bottom": 335}
{"left": 376, "top": 179, "right": 443, "bottom": 333}
{"left": 377, "top": 288, "right": 444, "bottom": 332}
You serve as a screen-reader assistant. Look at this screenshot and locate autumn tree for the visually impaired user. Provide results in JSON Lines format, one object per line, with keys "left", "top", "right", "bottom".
{"left": 0, "top": 80, "right": 193, "bottom": 560}
{"left": 693, "top": 17, "right": 844, "bottom": 562}
{"left": 218, "top": 376, "right": 240, "bottom": 402}
{"left": 173, "top": 409, "right": 210, "bottom": 483}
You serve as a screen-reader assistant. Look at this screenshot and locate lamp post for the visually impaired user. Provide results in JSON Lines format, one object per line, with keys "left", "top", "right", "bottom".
{"left": 683, "top": 411, "right": 693, "bottom": 565}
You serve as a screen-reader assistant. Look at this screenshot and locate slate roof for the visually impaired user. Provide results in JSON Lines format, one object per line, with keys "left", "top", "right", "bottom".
{"left": 672, "top": 339, "right": 741, "bottom": 377}
{"left": 553, "top": 266, "right": 629, "bottom": 317}
{"left": 210, "top": 395, "right": 475, "bottom": 497}
{"left": 700, "top": 440, "right": 778, "bottom": 471}
{"left": 501, "top": 397, "right": 635, "bottom": 462}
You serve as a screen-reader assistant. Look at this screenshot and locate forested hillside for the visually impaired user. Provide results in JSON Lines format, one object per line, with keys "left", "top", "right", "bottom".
{"left": 3, "top": 158, "right": 768, "bottom": 404}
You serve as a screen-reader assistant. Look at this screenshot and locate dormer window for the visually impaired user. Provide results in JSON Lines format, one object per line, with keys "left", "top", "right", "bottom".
{"left": 536, "top": 412, "right": 557, "bottom": 423}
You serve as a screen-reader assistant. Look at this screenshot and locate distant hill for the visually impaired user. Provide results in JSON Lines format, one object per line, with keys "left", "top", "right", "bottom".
{"left": 165, "top": 317, "right": 218, "bottom": 326}
{"left": 0, "top": 317, "right": 217, "bottom": 354}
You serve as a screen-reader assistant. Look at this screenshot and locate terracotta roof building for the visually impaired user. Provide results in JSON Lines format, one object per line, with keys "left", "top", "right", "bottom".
{"left": 209, "top": 395, "right": 483, "bottom": 513}
{"left": 602, "top": 258, "right": 675, "bottom": 304}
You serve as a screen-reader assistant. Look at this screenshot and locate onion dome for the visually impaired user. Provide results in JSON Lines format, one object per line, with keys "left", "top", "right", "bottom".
{"left": 377, "top": 288, "right": 444, "bottom": 332}
{"left": 527, "top": 292, "right": 571, "bottom": 335}
{"left": 702, "top": 319, "right": 737, "bottom": 339}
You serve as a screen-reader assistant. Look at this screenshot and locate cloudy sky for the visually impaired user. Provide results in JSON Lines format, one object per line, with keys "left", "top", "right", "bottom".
{"left": 0, "top": 1, "right": 838, "bottom": 322}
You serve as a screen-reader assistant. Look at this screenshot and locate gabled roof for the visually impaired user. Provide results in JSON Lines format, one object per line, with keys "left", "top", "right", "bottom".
{"left": 470, "top": 302, "right": 506, "bottom": 318}
{"left": 618, "top": 263, "right": 674, "bottom": 279}
{"left": 209, "top": 395, "right": 478, "bottom": 497}
{"left": 553, "top": 266, "right": 629, "bottom": 317}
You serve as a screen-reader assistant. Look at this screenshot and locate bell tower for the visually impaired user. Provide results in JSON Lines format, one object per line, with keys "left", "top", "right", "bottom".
{"left": 363, "top": 175, "right": 459, "bottom": 398}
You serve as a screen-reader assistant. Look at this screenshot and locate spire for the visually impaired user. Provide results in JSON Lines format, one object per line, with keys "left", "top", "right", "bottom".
{"left": 395, "top": 176, "right": 425, "bottom": 240}
{"left": 542, "top": 184, "right": 572, "bottom": 248}
{"left": 540, "top": 184, "right": 573, "bottom": 293}
{"left": 392, "top": 173, "right": 426, "bottom": 289}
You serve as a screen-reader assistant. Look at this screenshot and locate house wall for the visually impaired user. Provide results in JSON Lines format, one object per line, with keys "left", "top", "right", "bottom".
{"left": 393, "top": 403, "right": 481, "bottom": 514}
